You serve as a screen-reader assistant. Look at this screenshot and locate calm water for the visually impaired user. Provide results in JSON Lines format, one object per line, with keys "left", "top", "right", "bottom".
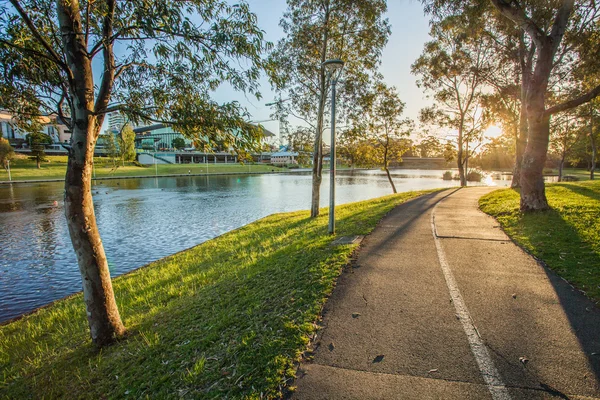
{"left": 0, "top": 169, "right": 509, "bottom": 321}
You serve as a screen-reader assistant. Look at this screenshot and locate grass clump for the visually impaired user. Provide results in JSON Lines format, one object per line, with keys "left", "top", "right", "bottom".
{"left": 479, "top": 180, "right": 600, "bottom": 304}
{"left": 0, "top": 190, "right": 436, "bottom": 399}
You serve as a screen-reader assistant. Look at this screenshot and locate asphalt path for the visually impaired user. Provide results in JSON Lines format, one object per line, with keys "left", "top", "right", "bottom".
{"left": 292, "top": 188, "right": 600, "bottom": 400}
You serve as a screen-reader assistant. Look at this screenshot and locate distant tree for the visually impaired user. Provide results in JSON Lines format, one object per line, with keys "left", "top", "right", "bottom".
{"left": 473, "top": 136, "right": 514, "bottom": 170}
{"left": 118, "top": 125, "right": 137, "bottom": 164}
{"left": 269, "top": 0, "right": 391, "bottom": 217}
{"left": 0, "top": 137, "right": 14, "bottom": 171}
{"left": 104, "top": 134, "right": 119, "bottom": 167}
{"left": 171, "top": 137, "right": 186, "bottom": 151}
{"left": 25, "top": 124, "right": 52, "bottom": 169}
{"left": 412, "top": 16, "right": 492, "bottom": 186}
{"left": 0, "top": 0, "right": 269, "bottom": 346}
{"left": 350, "top": 83, "right": 412, "bottom": 193}
{"left": 416, "top": 135, "right": 444, "bottom": 158}
{"left": 549, "top": 112, "right": 581, "bottom": 182}
{"left": 286, "top": 126, "right": 314, "bottom": 165}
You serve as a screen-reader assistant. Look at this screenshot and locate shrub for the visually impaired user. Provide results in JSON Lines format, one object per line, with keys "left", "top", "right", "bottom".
{"left": 442, "top": 171, "right": 453, "bottom": 180}
{"left": 466, "top": 170, "right": 483, "bottom": 182}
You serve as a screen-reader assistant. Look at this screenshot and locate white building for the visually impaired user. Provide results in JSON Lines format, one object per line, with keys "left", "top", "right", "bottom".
{"left": 0, "top": 110, "right": 71, "bottom": 147}
{"left": 108, "top": 112, "right": 128, "bottom": 131}
{"left": 270, "top": 151, "right": 299, "bottom": 165}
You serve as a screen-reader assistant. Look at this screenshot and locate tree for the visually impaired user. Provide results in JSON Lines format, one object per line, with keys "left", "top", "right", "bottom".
{"left": 0, "top": 0, "right": 269, "bottom": 346}
{"left": 349, "top": 83, "right": 412, "bottom": 193}
{"left": 412, "top": 16, "right": 492, "bottom": 186}
{"left": 420, "top": 0, "right": 600, "bottom": 209}
{"left": 549, "top": 112, "right": 580, "bottom": 181}
{"left": 118, "top": 125, "right": 136, "bottom": 163}
{"left": 0, "top": 137, "right": 14, "bottom": 171}
{"left": 416, "top": 135, "right": 444, "bottom": 158}
{"left": 473, "top": 135, "right": 514, "bottom": 170}
{"left": 269, "top": 0, "right": 390, "bottom": 217}
{"left": 487, "top": 0, "right": 600, "bottom": 210}
{"left": 104, "top": 133, "right": 119, "bottom": 167}
{"left": 26, "top": 130, "right": 52, "bottom": 169}
{"left": 171, "top": 137, "right": 186, "bottom": 151}
{"left": 286, "top": 126, "right": 314, "bottom": 165}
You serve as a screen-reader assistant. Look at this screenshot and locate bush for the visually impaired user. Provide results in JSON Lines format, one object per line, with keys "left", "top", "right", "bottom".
{"left": 442, "top": 171, "right": 453, "bottom": 180}
{"left": 466, "top": 170, "right": 483, "bottom": 182}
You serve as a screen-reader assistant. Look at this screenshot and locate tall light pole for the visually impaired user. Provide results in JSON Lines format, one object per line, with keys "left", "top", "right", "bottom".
{"left": 322, "top": 59, "right": 344, "bottom": 235}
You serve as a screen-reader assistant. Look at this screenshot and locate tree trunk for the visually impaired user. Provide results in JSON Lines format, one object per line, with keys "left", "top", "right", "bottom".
{"left": 385, "top": 167, "right": 397, "bottom": 193}
{"left": 36, "top": 155, "right": 41, "bottom": 169}
{"left": 310, "top": 119, "right": 324, "bottom": 218}
{"left": 558, "top": 156, "right": 564, "bottom": 182}
{"left": 383, "top": 140, "right": 396, "bottom": 193}
{"left": 590, "top": 114, "right": 596, "bottom": 180}
{"left": 511, "top": 101, "right": 528, "bottom": 188}
{"left": 519, "top": 110, "right": 550, "bottom": 211}
{"left": 310, "top": 4, "right": 330, "bottom": 218}
{"left": 65, "top": 125, "right": 126, "bottom": 346}
{"left": 58, "top": 0, "right": 124, "bottom": 346}
{"left": 457, "top": 127, "right": 467, "bottom": 187}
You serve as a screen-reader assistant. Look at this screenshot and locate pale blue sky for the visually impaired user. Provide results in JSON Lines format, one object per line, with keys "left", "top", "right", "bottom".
{"left": 210, "top": 0, "right": 434, "bottom": 139}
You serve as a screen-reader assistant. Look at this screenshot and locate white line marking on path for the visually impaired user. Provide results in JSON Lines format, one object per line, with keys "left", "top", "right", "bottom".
{"left": 431, "top": 201, "right": 512, "bottom": 400}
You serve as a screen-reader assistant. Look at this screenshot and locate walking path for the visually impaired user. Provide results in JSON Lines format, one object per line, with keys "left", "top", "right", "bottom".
{"left": 293, "top": 188, "right": 600, "bottom": 399}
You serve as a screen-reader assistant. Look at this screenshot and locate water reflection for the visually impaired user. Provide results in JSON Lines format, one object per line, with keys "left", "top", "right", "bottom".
{"left": 0, "top": 170, "right": 508, "bottom": 321}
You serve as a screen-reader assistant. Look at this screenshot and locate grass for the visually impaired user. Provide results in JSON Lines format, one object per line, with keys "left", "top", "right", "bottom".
{"left": 0, "top": 155, "right": 287, "bottom": 181}
{"left": 0, "top": 189, "right": 436, "bottom": 399}
{"left": 479, "top": 180, "right": 600, "bottom": 304}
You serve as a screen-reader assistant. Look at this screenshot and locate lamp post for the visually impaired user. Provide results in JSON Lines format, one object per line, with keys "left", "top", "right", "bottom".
{"left": 7, "top": 159, "right": 11, "bottom": 181}
{"left": 322, "top": 59, "right": 344, "bottom": 235}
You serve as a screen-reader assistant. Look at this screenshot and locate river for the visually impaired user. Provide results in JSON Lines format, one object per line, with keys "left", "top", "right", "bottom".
{"left": 0, "top": 169, "right": 510, "bottom": 322}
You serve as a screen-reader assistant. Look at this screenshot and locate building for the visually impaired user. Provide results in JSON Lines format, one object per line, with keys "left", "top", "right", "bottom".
{"left": 270, "top": 151, "right": 299, "bottom": 165}
{"left": 0, "top": 110, "right": 71, "bottom": 148}
{"left": 134, "top": 124, "right": 192, "bottom": 151}
{"left": 108, "top": 112, "right": 128, "bottom": 132}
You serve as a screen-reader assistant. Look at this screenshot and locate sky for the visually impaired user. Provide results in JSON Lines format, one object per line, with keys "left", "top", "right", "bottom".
{"left": 209, "top": 0, "right": 434, "bottom": 142}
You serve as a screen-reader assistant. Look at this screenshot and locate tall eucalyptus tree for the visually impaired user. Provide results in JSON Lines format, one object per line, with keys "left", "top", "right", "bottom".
{"left": 269, "top": 0, "right": 390, "bottom": 217}
{"left": 0, "top": 0, "right": 269, "bottom": 346}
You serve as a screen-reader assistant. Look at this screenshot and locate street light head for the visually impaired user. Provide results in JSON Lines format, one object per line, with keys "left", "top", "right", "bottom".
{"left": 322, "top": 59, "right": 344, "bottom": 73}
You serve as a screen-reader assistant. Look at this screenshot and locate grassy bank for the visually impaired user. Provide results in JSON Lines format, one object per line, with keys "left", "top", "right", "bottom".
{"left": 480, "top": 180, "right": 600, "bottom": 304}
{"left": 0, "top": 190, "right": 435, "bottom": 399}
{"left": 0, "top": 155, "right": 287, "bottom": 181}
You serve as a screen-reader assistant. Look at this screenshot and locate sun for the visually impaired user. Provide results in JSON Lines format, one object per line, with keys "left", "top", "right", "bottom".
{"left": 484, "top": 125, "right": 503, "bottom": 139}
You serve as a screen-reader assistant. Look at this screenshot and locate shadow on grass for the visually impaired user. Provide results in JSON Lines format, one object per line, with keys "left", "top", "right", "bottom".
{"left": 556, "top": 182, "right": 600, "bottom": 202}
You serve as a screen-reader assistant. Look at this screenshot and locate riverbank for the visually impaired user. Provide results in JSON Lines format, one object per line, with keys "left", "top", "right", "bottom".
{"left": 0, "top": 190, "right": 435, "bottom": 399}
{"left": 480, "top": 180, "right": 600, "bottom": 304}
{"left": 0, "top": 155, "right": 289, "bottom": 183}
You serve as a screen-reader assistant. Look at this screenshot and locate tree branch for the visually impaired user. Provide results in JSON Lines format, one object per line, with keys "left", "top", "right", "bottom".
{"left": 94, "top": 0, "right": 116, "bottom": 115}
{"left": 545, "top": 84, "right": 600, "bottom": 116}
{"left": 488, "top": 0, "right": 547, "bottom": 49}
{"left": 8, "top": 0, "right": 70, "bottom": 73}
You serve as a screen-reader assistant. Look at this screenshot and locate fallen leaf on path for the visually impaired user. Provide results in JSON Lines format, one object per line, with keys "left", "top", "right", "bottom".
{"left": 512, "top": 293, "right": 517, "bottom": 299}
{"left": 328, "top": 343, "right": 335, "bottom": 352}
{"left": 428, "top": 369, "right": 439, "bottom": 374}
{"left": 519, "top": 356, "right": 529, "bottom": 365}
{"left": 352, "top": 313, "right": 361, "bottom": 318}
{"left": 373, "top": 355, "right": 385, "bottom": 363}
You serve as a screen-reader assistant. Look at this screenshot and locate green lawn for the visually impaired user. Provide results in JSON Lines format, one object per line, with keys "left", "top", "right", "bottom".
{"left": 0, "top": 155, "right": 287, "bottom": 181}
{"left": 480, "top": 180, "right": 600, "bottom": 304}
{"left": 0, "top": 190, "right": 436, "bottom": 399}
